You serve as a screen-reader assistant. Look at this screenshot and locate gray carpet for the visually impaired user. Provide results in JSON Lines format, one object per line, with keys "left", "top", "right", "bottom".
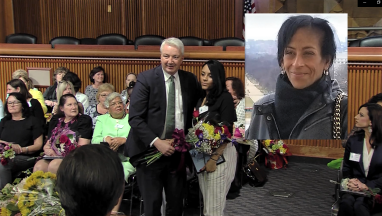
{"left": 121, "top": 162, "right": 338, "bottom": 216}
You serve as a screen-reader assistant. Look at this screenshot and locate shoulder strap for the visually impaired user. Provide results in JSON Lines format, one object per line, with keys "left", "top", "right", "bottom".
{"left": 333, "top": 93, "right": 343, "bottom": 139}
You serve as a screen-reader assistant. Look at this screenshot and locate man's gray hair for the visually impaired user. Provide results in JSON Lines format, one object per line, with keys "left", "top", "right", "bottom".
{"left": 104, "top": 92, "right": 125, "bottom": 108}
{"left": 160, "top": 37, "right": 184, "bottom": 56}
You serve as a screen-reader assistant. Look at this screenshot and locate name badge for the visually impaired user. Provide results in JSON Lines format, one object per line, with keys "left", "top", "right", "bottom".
{"left": 349, "top": 152, "right": 361, "bottom": 162}
{"left": 115, "top": 124, "right": 124, "bottom": 129}
{"left": 199, "top": 105, "right": 208, "bottom": 114}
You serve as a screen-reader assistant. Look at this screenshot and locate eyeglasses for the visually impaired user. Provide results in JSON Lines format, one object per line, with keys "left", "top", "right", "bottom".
{"left": 7, "top": 101, "right": 21, "bottom": 106}
{"left": 110, "top": 101, "right": 123, "bottom": 107}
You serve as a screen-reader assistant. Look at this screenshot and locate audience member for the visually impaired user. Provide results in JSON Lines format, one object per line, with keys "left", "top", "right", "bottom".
{"left": 44, "top": 67, "right": 69, "bottom": 112}
{"left": 0, "top": 93, "right": 43, "bottom": 189}
{"left": 85, "top": 66, "right": 106, "bottom": 106}
{"left": 6, "top": 79, "right": 45, "bottom": 124}
{"left": 125, "top": 81, "right": 135, "bottom": 113}
{"left": 12, "top": 69, "right": 48, "bottom": 114}
{"left": 52, "top": 81, "right": 84, "bottom": 115}
{"left": 0, "top": 99, "right": 3, "bottom": 121}
{"left": 121, "top": 73, "right": 137, "bottom": 102}
{"left": 56, "top": 144, "right": 124, "bottom": 216}
{"left": 226, "top": 77, "right": 245, "bottom": 127}
{"left": 33, "top": 94, "right": 92, "bottom": 174}
{"left": 62, "top": 71, "right": 89, "bottom": 110}
{"left": 85, "top": 83, "right": 114, "bottom": 129}
{"left": 338, "top": 103, "right": 382, "bottom": 216}
{"left": 92, "top": 92, "right": 135, "bottom": 214}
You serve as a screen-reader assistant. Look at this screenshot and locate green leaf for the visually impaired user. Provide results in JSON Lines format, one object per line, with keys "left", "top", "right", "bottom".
{"left": 13, "top": 178, "right": 21, "bottom": 184}
{"left": 6, "top": 203, "right": 19, "bottom": 211}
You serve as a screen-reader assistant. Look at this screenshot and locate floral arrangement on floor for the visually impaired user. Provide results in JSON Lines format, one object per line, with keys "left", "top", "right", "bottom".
{"left": 137, "top": 129, "right": 191, "bottom": 166}
{"left": 262, "top": 140, "right": 291, "bottom": 170}
{"left": 0, "top": 143, "right": 15, "bottom": 166}
{"left": 186, "top": 113, "right": 232, "bottom": 155}
{"left": 0, "top": 171, "right": 65, "bottom": 216}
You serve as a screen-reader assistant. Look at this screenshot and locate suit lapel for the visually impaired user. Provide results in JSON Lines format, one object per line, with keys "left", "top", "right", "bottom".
{"left": 351, "top": 137, "right": 365, "bottom": 176}
{"left": 156, "top": 66, "right": 167, "bottom": 123}
{"left": 367, "top": 143, "right": 382, "bottom": 178}
{"left": 178, "top": 70, "right": 189, "bottom": 128}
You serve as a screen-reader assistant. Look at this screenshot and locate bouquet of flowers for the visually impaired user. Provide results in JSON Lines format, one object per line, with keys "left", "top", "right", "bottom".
{"left": 186, "top": 113, "right": 232, "bottom": 155}
{"left": 49, "top": 128, "right": 78, "bottom": 157}
{"left": 137, "top": 129, "right": 191, "bottom": 166}
{"left": 0, "top": 143, "right": 15, "bottom": 166}
{"left": 0, "top": 171, "right": 65, "bottom": 216}
{"left": 262, "top": 140, "right": 291, "bottom": 169}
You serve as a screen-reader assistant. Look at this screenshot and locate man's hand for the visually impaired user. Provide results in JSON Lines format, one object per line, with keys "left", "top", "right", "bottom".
{"left": 153, "top": 139, "right": 175, "bottom": 156}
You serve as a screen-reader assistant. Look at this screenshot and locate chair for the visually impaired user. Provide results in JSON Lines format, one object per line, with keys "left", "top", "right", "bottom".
{"left": 179, "top": 36, "right": 204, "bottom": 46}
{"left": 134, "top": 35, "right": 165, "bottom": 49}
{"left": 348, "top": 40, "right": 360, "bottom": 47}
{"left": 213, "top": 37, "right": 244, "bottom": 51}
{"left": 49, "top": 36, "right": 80, "bottom": 46}
{"left": 5, "top": 33, "right": 37, "bottom": 44}
{"left": 203, "top": 39, "right": 214, "bottom": 46}
{"left": 359, "top": 36, "right": 382, "bottom": 47}
{"left": 80, "top": 38, "right": 97, "bottom": 45}
{"left": 96, "top": 34, "right": 131, "bottom": 45}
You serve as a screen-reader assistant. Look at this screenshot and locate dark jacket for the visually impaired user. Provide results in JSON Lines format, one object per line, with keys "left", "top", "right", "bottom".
{"left": 246, "top": 79, "right": 348, "bottom": 140}
{"left": 342, "top": 131, "right": 382, "bottom": 189}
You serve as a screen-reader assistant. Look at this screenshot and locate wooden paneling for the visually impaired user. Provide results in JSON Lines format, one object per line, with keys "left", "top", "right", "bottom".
{"left": 12, "top": 0, "right": 236, "bottom": 44}
{"left": 0, "top": 57, "right": 244, "bottom": 102}
{"left": 0, "top": 0, "right": 14, "bottom": 43}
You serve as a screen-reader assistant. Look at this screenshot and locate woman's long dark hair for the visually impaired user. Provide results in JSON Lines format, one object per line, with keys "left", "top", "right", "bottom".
{"left": 55, "top": 94, "right": 82, "bottom": 118}
{"left": 4, "top": 92, "right": 30, "bottom": 120}
{"left": 203, "top": 60, "right": 227, "bottom": 106}
{"left": 358, "top": 103, "right": 382, "bottom": 147}
{"left": 7, "top": 79, "right": 32, "bottom": 99}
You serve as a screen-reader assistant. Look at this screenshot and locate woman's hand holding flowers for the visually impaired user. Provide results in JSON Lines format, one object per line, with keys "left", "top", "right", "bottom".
{"left": 11, "top": 143, "right": 23, "bottom": 154}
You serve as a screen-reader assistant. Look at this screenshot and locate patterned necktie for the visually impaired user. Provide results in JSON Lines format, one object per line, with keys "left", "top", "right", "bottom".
{"left": 165, "top": 75, "right": 175, "bottom": 139}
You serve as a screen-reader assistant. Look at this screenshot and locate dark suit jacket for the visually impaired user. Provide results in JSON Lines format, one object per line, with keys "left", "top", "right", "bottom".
{"left": 125, "top": 65, "right": 202, "bottom": 164}
{"left": 343, "top": 131, "right": 382, "bottom": 189}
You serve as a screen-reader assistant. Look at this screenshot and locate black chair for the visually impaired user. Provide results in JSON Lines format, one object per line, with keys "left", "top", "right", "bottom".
{"left": 49, "top": 36, "right": 80, "bottom": 46}
{"left": 359, "top": 36, "right": 382, "bottom": 47}
{"left": 348, "top": 40, "right": 360, "bottom": 47}
{"left": 80, "top": 38, "right": 97, "bottom": 45}
{"left": 203, "top": 39, "right": 214, "bottom": 46}
{"left": 5, "top": 33, "right": 37, "bottom": 44}
{"left": 134, "top": 35, "right": 165, "bottom": 49}
{"left": 213, "top": 37, "right": 245, "bottom": 51}
{"left": 96, "top": 34, "right": 131, "bottom": 45}
{"left": 179, "top": 36, "right": 204, "bottom": 46}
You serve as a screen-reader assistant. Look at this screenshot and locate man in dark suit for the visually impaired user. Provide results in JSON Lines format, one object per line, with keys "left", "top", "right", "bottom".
{"left": 125, "top": 37, "right": 202, "bottom": 216}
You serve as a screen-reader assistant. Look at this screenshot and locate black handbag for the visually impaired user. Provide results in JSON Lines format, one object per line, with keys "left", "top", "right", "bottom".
{"left": 243, "top": 155, "right": 267, "bottom": 187}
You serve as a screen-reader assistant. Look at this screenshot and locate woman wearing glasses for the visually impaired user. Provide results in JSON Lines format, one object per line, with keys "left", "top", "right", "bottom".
{"left": 91, "top": 92, "right": 135, "bottom": 215}
{"left": 0, "top": 93, "right": 43, "bottom": 188}
{"left": 84, "top": 83, "right": 115, "bottom": 129}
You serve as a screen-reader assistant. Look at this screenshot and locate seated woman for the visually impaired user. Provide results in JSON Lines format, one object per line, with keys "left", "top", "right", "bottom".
{"left": 85, "top": 66, "right": 106, "bottom": 106}
{"left": 62, "top": 71, "right": 89, "bottom": 111}
{"left": 43, "top": 67, "right": 69, "bottom": 113}
{"left": 338, "top": 103, "right": 382, "bottom": 216}
{"left": 6, "top": 79, "right": 45, "bottom": 125}
{"left": 0, "top": 93, "right": 43, "bottom": 189}
{"left": 52, "top": 81, "right": 84, "bottom": 115}
{"left": 33, "top": 94, "right": 92, "bottom": 174}
{"left": 121, "top": 73, "right": 137, "bottom": 103}
{"left": 91, "top": 92, "right": 135, "bottom": 214}
{"left": 12, "top": 69, "right": 48, "bottom": 114}
{"left": 85, "top": 83, "right": 114, "bottom": 129}
{"left": 56, "top": 145, "right": 124, "bottom": 216}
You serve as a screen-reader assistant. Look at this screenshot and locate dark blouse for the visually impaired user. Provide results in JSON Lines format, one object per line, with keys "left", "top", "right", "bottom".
{"left": 48, "top": 114, "right": 93, "bottom": 140}
{"left": 29, "top": 98, "right": 45, "bottom": 124}
{"left": 0, "top": 116, "right": 43, "bottom": 156}
{"left": 196, "top": 91, "right": 237, "bottom": 134}
{"left": 43, "top": 84, "right": 57, "bottom": 101}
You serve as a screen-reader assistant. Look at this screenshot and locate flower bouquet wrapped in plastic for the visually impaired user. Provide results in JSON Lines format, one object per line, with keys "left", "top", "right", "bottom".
{"left": 0, "top": 143, "right": 15, "bottom": 166}
{"left": 0, "top": 171, "right": 65, "bottom": 216}
{"left": 262, "top": 140, "right": 291, "bottom": 169}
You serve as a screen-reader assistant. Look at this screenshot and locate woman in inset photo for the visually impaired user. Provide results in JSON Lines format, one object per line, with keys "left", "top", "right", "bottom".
{"left": 246, "top": 15, "right": 348, "bottom": 140}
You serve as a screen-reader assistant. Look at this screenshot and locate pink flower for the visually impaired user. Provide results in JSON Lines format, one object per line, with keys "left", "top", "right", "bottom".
{"left": 193, "top": 110, "right": 199, "bottom": 118}
{"left": 68, "top": 144, "right": 76, "bottom": 152}
{"left": 283, "top": 144, "right": 288, "bottom": 149}
{"left": 234, "top": 128, "right": 242, "bottom": 137}
{"left": 222, "top": 125, "right": 231, "bottom": 138}
{"left": 4, "top": 145, "right": 10, "bottom": 150}
{"left": 60, "top": 135, "right": 69, "bottom": 144}
{"left": 1, "top": 158, "right": 7, "bottom": 166}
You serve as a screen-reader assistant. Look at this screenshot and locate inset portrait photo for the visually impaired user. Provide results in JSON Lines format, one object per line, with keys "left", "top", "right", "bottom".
{"left": 245, "top": 13, "right": 348, "bottom": 140}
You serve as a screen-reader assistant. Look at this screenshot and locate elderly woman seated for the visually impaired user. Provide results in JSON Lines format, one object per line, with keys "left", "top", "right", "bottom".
{"left": 33, "top": 94, "right": 92, "bottom": 174}
{"left": 91, "top": 92, "right": 135, "bottom": 214}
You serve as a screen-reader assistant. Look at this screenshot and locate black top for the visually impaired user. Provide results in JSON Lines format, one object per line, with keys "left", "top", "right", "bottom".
{"left": 0, "top": 116, "right": 43, "bottom": 156}
{"left": 29, "top": 98, "right": 45, "bottom": 124}
{"left": 43, "top": 84, "right": 57, "bottom": 101}
{"left": 48, "top": 114, "right": 93, "bottom": 140}
{"left": 196, "top": 91, "right": 237, "bottom": 134}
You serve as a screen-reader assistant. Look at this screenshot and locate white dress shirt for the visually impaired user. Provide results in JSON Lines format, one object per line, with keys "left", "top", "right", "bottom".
{"left": 363, "top": 138, "right": 374, "bottom": 177}
{"left": 150, "top": 70, "right": 184, "bottom": 146}
{"left": 76, "top": 92, "right": 90, "bottom": 111}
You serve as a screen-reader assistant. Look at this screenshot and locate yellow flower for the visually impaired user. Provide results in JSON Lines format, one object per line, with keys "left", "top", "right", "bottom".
{"left": 279, "top": 147, "right": 286, "bottom": 154}
{"left": 0, "top": 207, "right": 12, "bottom": 216}
{"left": 43, "top": 172, "right": 56, "bottom": 179}
{"left": 264, "top": 140, "right": 271, "bottom": 147}
{"left": 18, "top": 194, "right": 26, "bottom": 209}
{"left": 202, "top": 123, "right": 215, "bottom": 139}
{"left": 20, "top": 207, "right": 30, "bottom": 216}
